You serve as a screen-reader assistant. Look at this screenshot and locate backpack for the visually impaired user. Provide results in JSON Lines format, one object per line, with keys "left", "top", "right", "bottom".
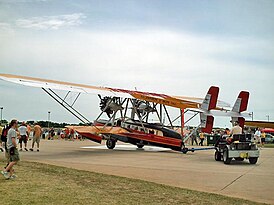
{"left": 1, "top": 125, "right": 10, "bottom": 142}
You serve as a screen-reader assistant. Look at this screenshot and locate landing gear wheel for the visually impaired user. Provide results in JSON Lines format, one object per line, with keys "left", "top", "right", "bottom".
{"left": 181, "top": 142, "right": 188, "bottom": 154}
{"left": 106, "top": 139, "right": 116, "bottom": 149}
{"left": 215, "top": 151, "right": 222, "bottom": 161}
{"left": 249, "top": 157, "right": 258, "bottom": 164}
{"left": 137, "top": 144, "right": 144, "bottom": 149}
{"left": 223, "top": 148, "right": 232, "bottom": 165}
{"left": 182, "top": 147, "right": 188, "bottom": 154}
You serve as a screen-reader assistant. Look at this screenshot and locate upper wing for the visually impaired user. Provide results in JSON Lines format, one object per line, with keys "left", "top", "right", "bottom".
{"left": 0, "top": 73, "right": 230, "bottom": 109}
{"left": 0, "top": 73, "right": 129, "bottom": 97}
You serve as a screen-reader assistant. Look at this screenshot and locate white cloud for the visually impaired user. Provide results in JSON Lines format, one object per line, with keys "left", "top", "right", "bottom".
{"left": 15, "top": 13, "right": 86, "bottom": 30}
{"left": 0, "top": 22, "right": 13, "bottom": 33}
{"left": 0, "top": 22, "right": 11, "bottom": 31}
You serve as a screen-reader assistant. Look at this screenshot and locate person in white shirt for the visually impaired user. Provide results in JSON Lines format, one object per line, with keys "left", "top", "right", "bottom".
{"left": 18, "top": 121, "right": 28, "bottom": 151}
{"left": 254, "top": 128, "right": 261, "bottom": 144}
{"left": 230, "top": 121, "right": 243, "bottom": 136}
{"left": 1, "top": 119, "right": 20, "bottom": 179}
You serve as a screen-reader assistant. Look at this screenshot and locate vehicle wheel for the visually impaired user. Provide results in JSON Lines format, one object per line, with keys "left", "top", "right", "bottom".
{"left": 215, "top": 151, "right": 222, "bottom": 161}
{"left": 182, "top": 147, "right": 188, "bottom": 154}
{"left": 137, "top": 144, "right": 144, "bottom": 149}
{"left": 235, "top": 157, "right": 244, "bottom": 161}
{"left": 106, "top": 139, "right": 116, "bottom": 149}
{"left": 223, "top": 148, "right": 232, "bottom": 164}
{"left": 249, "top": 157, "right": 258, "bottom": 164}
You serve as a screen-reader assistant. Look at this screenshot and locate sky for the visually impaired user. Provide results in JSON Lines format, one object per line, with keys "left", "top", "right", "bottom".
{"left": 0, "top": 0, "right": 273, "bottom": 127}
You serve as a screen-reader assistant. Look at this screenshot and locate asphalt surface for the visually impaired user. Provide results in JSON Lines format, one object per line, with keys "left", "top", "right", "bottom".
{"left": 3, "top": 140, "right": 274, "bottom": 204}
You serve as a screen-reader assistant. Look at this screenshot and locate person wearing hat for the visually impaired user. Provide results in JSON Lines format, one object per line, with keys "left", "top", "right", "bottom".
{"left": 230, "top": 121, "right": 242, "bottom": 136}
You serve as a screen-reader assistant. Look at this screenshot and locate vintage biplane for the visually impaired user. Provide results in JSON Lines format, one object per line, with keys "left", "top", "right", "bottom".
{"left": 0, "top": 73, "right": 251, "bottom": 152}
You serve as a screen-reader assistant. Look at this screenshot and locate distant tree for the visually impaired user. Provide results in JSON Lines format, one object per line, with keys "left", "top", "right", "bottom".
{"left": 26, "top": 120, "right": 35, "bottom": 125}
{"left": 0, "top": 119, "right": 8, "bottom": 125}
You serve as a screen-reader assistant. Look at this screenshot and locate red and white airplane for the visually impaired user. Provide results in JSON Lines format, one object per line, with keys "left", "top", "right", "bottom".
{"left": 0, "top": 73, "right": 250, "bottom": 152}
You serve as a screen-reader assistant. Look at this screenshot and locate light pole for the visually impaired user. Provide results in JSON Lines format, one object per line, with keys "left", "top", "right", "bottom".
{"left": 0, "top": 107, "right": 3, "bottom": 123}
{"left": 266, "top": 115, "right": 270, "bottom": 122}
{"left": 250, "top": 112, "right": 254, "bottom": 121}
{"left": 48, "top": 111, "right": 51, "bottom": 128}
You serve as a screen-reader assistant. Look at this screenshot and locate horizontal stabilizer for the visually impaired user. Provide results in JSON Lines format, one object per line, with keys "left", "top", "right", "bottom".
{"left": 200, "top": 113, "right": 214, "bottom": 133}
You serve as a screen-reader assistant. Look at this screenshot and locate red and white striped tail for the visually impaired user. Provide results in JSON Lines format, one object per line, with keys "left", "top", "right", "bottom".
{"left": 231, "top": 91, "right": 250, "bottom": 128}
{"left": 200, "top": 86, "right": 219, "bottom": 133}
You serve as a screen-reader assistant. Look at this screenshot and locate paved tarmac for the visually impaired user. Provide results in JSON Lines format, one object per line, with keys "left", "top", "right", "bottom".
{"left": 6, "top": 140, "right": 274, "bottom": 204}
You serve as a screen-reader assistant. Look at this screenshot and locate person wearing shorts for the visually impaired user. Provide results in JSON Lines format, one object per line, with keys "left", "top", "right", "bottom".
{"left": 261, "top": 131, "right": 266, "bottom": 147}
{"left": 30, "top": 122, "right": 42, "bottom": 152}
{"left": 254, "top": 128, "right": 261, "bottom": 145}
{"left": 18, "top": 121, "right": 28, "bottom": 151}
{"left": 32, "top": 135, "right": 40, "bottom": 144}
{"left": 1, "top": 119, "right": 19, "bottom": 179}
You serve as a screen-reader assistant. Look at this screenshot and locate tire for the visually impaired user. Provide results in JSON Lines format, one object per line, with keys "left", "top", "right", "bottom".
{"left": 137, "top": 144, "right": 144, "bottom": 149}
{"left": 182, "top": 147, "right": 188, "bottom": 154}
{"left": 249, "top": 157, "right": 258, "bottom": 164}
{"left": 223, "top": 148, "right": 232, "bottom": 164}
{"left": 235, "top": 157, "right": 244, "bottom": 161}
{"left": 215, "top": 151, "right": 222, "bottom": 161}
{"left": 106, "top": 139, "right": 116, "bottom": 149}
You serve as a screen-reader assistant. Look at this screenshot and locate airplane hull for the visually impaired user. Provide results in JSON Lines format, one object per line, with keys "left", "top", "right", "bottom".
{"left": 68, "top": 122, "right": 184, "bottom": 151}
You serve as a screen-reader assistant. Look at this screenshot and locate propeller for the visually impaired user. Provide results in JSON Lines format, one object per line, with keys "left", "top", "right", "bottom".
{"left": 134, "top": 100, "right": 155, "bottom": 116}
{"left": 98, "top": 95, "right": 123, "bottom": 118}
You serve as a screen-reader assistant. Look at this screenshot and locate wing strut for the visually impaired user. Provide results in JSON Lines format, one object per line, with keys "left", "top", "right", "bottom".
{"left": 42, "top": 88, "right": 91, "bottom": 124}
{"left": 163, "top": 105, "right": 173, "bottom": 129}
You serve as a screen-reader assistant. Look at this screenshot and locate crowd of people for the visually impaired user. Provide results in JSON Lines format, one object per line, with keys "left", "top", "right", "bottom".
{"left": 0, "top": 120, "right": 42, "bottom": 179}
{"left": 0, "top": 119, "right": 83, "bottom": 180}
{"left": 254, "top": 128, "right": 267, "bottom": 147}
{"left": 42, "top": 127, "right": 81, "bottom": 141}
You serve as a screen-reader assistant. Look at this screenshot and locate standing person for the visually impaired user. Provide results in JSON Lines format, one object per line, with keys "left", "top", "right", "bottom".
{"left": 18, "top": 121, "right": 28, "bottom": 151}
{"left": 1, "top": 124, "right": 10, "bottom": 153}
{"left": 254, "top": 128, "right": 261, "bottom": 145}
{"left": 0, "top": 124, "right": 3, "bottom": 152}
{"left": 261, "top": 131, "right": 266, "bottom": 147}
{"left": 65, "top": 128, "right": 70, "bottom": 140}
{"left": 49, "top": 127, "right": 55, "bottom": 140}
{"left": 30, "top": 122, "right": 42, "bottom": 152}
{"left": 199, "top": 132, "right": 205, "bottom": 146}
{"left": 60, "top": 129, "right": 64, "bottom": 139}
{"left": 27, "top": 123, "right": 31, "bottom": 139}
{"left": 70, "top": 129, "right": 75, "bottom": 141}
{"left": 1, "top": 119, "right": 20, "bottom": 179}
{"left": 57, "top": 129, "right": 61, "bottom": 140}
{"left": 191, "top": 130, "right": 199, "bottom": 146}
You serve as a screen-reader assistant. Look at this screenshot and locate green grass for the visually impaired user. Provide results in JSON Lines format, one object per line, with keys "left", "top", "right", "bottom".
{"left": 0, "top": 160, "right": 264, "bottom": 205}
{"left": 264, "top": 143, "right": 274, "bottom": 148}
